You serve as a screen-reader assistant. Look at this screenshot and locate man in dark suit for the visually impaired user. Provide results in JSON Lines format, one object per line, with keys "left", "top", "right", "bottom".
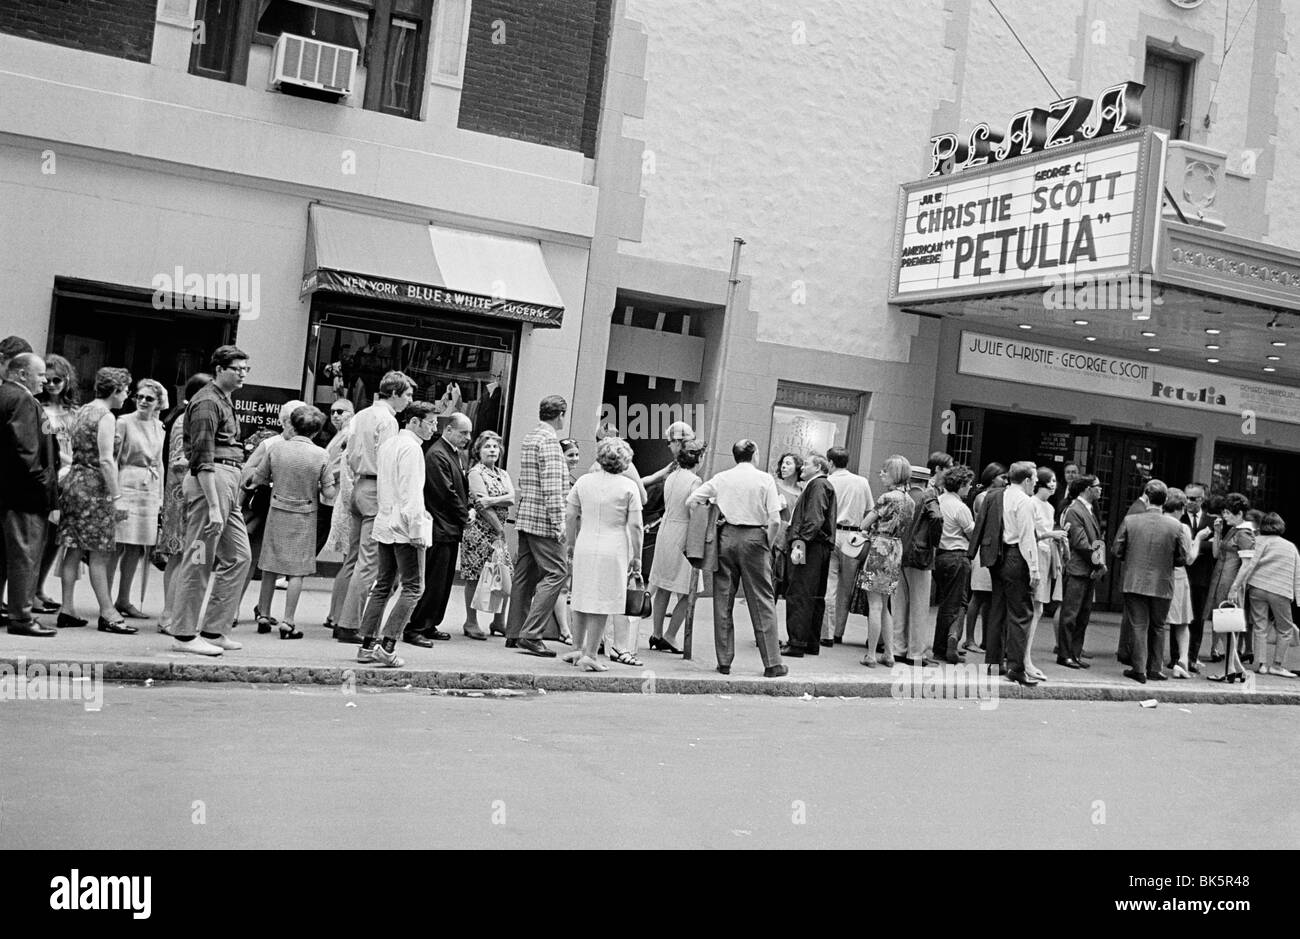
{"left": 1179, "top": 482, "right": 1214, "bottom": 671}
{"left": 1058, "top": 474, "right": 1103, "bottom": 668}
{"left": 405, "top": 412, "right": 472, "bottom": 646}
{"left": 1116, "top": 489, "right": 1151, "bottom": 664}
{"left": 1111, "top": 480, "right": 1187, "bottom": 683}
{"left": 967, "top": 479, "right": 1008, "bottom": 673}
{"left": 781, "top": 454, "right": 836, "bottom": 658}
{"left": 1, "top": 353, "right": 57, "bottom": 637}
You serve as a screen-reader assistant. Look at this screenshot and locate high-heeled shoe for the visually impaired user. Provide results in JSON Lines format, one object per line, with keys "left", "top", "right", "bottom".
{"left": 648, "top": 635, "right": 682, "bottom": 654}
{"left": 256, "top": 616, "right": 275, "bottom": 635}
{"left": 489, "top": 624, "right": 507, "bottom": 637}
{"left": 279, "top": 621, "right": 303, "bottom": 640}
{"left": 1207, "top": 671, "right": 1244, "bottom": 683}
{"left": 561, "top": 650, "right": 582, "bottom": 664}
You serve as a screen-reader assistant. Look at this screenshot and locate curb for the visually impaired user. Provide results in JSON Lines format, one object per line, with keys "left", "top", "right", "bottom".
{"left": 3, "top": 656, "right": 1297, "bottom": 705}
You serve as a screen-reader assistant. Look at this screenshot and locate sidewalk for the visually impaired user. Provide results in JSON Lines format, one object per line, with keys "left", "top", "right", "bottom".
{"left": 4, "top": 575, "right": 1298, "bottom": 704}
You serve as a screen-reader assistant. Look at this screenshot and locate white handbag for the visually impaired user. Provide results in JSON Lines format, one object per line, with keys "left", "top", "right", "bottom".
{"left": 1211, "top": 601, "right": 1247, "bottom": 634}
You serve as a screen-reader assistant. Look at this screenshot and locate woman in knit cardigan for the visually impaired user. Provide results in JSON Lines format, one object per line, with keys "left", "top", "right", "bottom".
{"left": 1230, "top": 511, "right": 1300, "bottom": 679}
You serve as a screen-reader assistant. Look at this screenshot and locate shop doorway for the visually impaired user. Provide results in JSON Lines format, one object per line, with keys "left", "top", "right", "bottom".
{"left": 307, "top": 297, "right": 517, "bottom": 449}
{"left": 1091, "top": 428, "right": 1195, "bottom": 611}
{"left": 50, "top": 278, "right": 238, "bottom": 408}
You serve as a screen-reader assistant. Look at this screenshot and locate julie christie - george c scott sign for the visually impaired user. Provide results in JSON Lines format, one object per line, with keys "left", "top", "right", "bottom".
{"left": 959, "top": 331, "right": 1300, "bottom": 427}
{"left": 892, "top": 128, "right": 1163, "bottom": 301}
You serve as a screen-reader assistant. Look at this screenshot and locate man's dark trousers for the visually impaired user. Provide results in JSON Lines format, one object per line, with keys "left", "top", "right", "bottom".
{"left": 408, "top": 540, "right": 458, "bottom": 635}
{"left": 933, "top": 549, "right": 970, "bottom": 659}
{"left": 506, "top": 531, "right": 568, "bottom": 641}
{"left": 1000, "top": 550, "right": 1033, "bottom": 673}
{"left": 1124, "top": 592, "right": 1171, "bottom": 678}
{"left": 713, "top": 525, "right": 780, "bottom": 669}
{"left": 1, "top": 507, "right": 43, "bottom": 622}
{"left": 984, "top": 559, "right": 1008, "bottom": 669}
{"left": 784, "top": 540, "right": 830, "bottom": 654}
{"left": 1186, "top": 580, "right": 1209, "bottom": 666}
{"left": 1059, "top": 573, "right": 1094, "bottom": 661}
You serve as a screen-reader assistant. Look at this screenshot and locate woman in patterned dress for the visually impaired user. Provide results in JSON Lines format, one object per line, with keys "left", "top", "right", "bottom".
{"left": 111, "top": 378, "right": 167, "bottom": 619}
{"left": 33, "top": 354, "right": 78, "bottom": 613}
{"left": 156, "top": 372, "right": 212, "bottom": 633}
{"left": 460, "top": 430, "right": 515, "bottom": 638}
{"left": 243, "top": 405, "right": 334, "bottom": 638}
{"left": 849, "top": 454, "right": 915, "bottom": 667}
{"left": 57, "top": 367, "right": 136, "bottom": 634}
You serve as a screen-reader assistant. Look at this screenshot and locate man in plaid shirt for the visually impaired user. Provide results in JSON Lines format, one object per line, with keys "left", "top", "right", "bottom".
{"left": 506, "top": 394, "right": 569, "bottom": 657}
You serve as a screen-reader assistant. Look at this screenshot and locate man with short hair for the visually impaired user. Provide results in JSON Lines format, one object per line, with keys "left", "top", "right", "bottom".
{"left": 171, "top": 345, "right": 254, "bottom": 656}
{"left": 1, "top": 352, "right": 56, "bottom": 637}
{"left": 781, "top": 454, "right": 836, "bottom": 658}
{"left": 1058, "top": 474, "right": 1103, "bottom": 668}
{"left": 934, "top": 464, "right": 975, "bottom": 664}
{"left": 896, "top": 451, "right": 952, "bottom": 665}
{"left": 506, "top": 395, "right": 570, "bottom": 657}
{"left": 821, "top": 446, "right": 874, "bottom": 646}
{"left": 0, "top": 335, "right": 33, "bottom": 622}
{"left": 322, "top": 398, "right": 355, "bottom": 630}
{"left": 1180, "top": 482, "right": 1214, "bottom": 672}
{"left": 1112, "top": 479, "right": 1186, "bottom": 684}
{"left": 357, "top": 401, "right": 438, "bottom": 668}
{"left": 335, "top": 370, "right": 415, "bottom": 643}
{"left": 1000, "top": 461, "right": 1041, "bottom": 686}
{"left": 405, "top": 411, "right": 472, "bottom": 646}
{"left": 688, "top": 439, "right": 787, "bottom": 678}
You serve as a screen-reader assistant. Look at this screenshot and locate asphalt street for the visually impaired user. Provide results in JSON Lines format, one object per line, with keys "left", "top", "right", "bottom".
{"left": 1, "top": 684, "right": 1294, "bottom": 849}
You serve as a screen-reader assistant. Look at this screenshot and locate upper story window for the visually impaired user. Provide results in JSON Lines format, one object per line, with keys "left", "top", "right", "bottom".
{"left": 188, "top": 0, "right": 460, "bottom": 121}
{"left": 1144, "top": 48, "right": 1194, "bottom": 140}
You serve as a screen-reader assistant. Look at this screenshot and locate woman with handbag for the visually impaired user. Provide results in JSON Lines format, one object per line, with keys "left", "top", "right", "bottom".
{"left": 460, "top": 431, "right": 516, "bottom": 638}
{"left": 1228, "top": 511, "right": 1300, "bottom": 679}
{"left": 563, "top": 436, "right": 644, "bottom": 670}
{"left": 646, "top": 440, "right": 706, "bottom": 653}
{"left": 848, "top": 455, "right": 914, "bottom": 667}
{"left": 772, "top": 452, "right": 803, "bottom": 601}
{"left": 1202, "top": 492, "right": 1253, "bottom": 674}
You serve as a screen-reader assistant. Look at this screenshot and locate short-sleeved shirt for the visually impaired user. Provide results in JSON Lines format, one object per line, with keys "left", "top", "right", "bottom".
{"left": 938, "top": 490, "right": 974, "bottom": 551}
{"left": 687, "top": 462, "right": 781, "bottom": 526}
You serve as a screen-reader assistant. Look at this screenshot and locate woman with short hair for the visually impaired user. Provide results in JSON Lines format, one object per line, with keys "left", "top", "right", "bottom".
{"left": 33, "top": 354, "right": 79, "bottom": 613}
{"left": 460, "top": 430, "right": 515, "bottom": 639}
{"left": 563, "top": 436, "right": 644, "bottom": 671}
{"left": 962, "top": 463, "right": 1006, "bottom": 653}
{"left": 1204, "top": 491, "right": 1254, "bottom": 675}
{"left": 849, "top": 455, "right": 915, "bottom": 667}
{"left": 243, "top": 405, "right": 335, "bottom": 638}
{"left": 111, "top": 377, "right": 168, "bottom": 619}
{"left": 647, "top": 440, "right": 707, "bottom": 654}
{"left": 1230, "top": 511, "right": 1300, "bottom": 678}
{"left": 58, "top": 367, "right": 135, "bottom": 634}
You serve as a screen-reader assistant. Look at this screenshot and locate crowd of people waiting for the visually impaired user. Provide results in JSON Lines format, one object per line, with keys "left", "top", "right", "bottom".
{"left": 2, "top": 335, "right": 1296, "bottom": 682}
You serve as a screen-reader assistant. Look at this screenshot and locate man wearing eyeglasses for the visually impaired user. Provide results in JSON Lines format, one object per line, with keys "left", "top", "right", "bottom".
{"left": 171, "top": 345, "right": 253, "bottom": 656}
{"left": 1179, "top": 482, "right": 1214, "bottom": 672}
{"left": 320, "top": 399, "right": 355, "bottom": 630}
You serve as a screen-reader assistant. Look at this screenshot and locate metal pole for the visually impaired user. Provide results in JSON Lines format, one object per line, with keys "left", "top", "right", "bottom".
{"left": 704, "top": 237, "right": 745, "bottom": 479}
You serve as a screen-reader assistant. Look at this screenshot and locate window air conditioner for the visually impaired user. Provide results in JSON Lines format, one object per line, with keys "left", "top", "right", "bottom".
{"left": 271, "top": 32, "right": 357, "bottom": 98}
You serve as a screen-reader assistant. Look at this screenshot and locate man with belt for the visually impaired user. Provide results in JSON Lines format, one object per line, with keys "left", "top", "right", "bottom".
{"left": 688, "top": 439, "right": 788, "bottom": 678}
{"left": 933, "top": 464, "right": 975, "bottom": 664}
{"left": 821, "top": 446, "right": 873, "bottom": 646}
{"left": 781, "top": 454, "right": 835, "bottom": 658}
{"left": 1000, "top": 461, "right": 1041, "bottom": 686}
{"left": 171, "top": 345, "right": 254, "bottom": 656}
{"left": 896, "top": 452, "right": 952, "bottom": 665}
{"left": 334, "top": 370, "right": 414, "bottom": 644}
{"left": 1180, "top": 482, "right": 1214, "bottom": 672}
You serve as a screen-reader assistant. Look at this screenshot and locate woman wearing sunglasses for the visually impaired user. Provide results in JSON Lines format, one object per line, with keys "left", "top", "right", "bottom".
{"left": 32, "top": 354, "right": 78, "bottom": 613}
{"left": 111, "top": 378, "right": 168, "bottom": 620}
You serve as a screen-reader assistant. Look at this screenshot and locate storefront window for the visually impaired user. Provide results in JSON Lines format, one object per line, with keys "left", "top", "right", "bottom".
{"left": 311, "top": 323, "right": 511, "bottom": 442}
{"left": 768, "top": 405, "right": 850, "bottom": 470}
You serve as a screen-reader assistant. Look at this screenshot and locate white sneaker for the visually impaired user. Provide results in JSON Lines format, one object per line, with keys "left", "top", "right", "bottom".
{"left": 173, "top": 635, "right": 223, "bottom": 656}
{"left": 205, "top": 634, "right": 242, "bottom": 651}
{"left": 371, "top": 644, "right": 405, "bottom": 668}
{"left": 356, "top": 644, "right": 377, "bottom": 664}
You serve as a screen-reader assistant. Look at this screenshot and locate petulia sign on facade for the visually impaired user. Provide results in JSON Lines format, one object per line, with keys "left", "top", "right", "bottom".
{"left": 891, "top": 126, "right": 1165, "bottom": 302}
{"left": 957, "top": 330, "right": 1300, "bottom": 427}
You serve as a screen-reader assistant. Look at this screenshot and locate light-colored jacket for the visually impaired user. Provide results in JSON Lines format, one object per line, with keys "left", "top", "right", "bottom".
{"left": 371, "top": 429, "right": 432, "bottom": 546}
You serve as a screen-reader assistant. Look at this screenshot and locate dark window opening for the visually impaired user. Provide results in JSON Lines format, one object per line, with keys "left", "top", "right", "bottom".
{"left": 190, "top": 0, "right": 243, "bottom": 81}
{"left": 1143, "top": 48, "right": 1193, "bottom": 139}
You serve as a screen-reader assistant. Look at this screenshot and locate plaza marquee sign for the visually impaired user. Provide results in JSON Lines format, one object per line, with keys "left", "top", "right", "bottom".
{"left": 958, "top": 330, "right": 1300, "bottom": 427}
{"left": 890, "top": 127, "right": 1165, "bottom": 303}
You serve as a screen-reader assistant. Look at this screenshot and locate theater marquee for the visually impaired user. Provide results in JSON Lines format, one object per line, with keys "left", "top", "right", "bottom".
{"left": 890, "top": 127, "right": 1165, "bottom": 302}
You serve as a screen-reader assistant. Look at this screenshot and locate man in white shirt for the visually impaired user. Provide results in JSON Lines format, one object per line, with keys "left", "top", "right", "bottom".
{"left": 688, "top": 439, "right": 788, "bottom": 678}
{"left": 821, "top": 446, "right": 874, "bottom": 646}
{"left": 999, "top": 461, "right": 1041, "bottom": 686}
{"left": 934, "top": 465, "right": 975, "bottom": 664}
{"left": 356, "top": 402, "right": 437, "bottom": 668}
{"left": 335, "top": 370, "right": 415, "bottom": 643}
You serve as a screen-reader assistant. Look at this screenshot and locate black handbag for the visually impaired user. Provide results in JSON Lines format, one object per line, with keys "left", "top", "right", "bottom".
{"left": 625, "top": 572, "right": 652, "bottom": 618}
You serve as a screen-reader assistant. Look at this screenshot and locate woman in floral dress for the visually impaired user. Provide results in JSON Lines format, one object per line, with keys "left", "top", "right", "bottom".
{"left": 460, "top": 431, "right": 515, "bottom": 638}
{"left": 849, "top": 454, "right": 915, "bottom": 667}
{"left": 33, "top": 354, "right": 78, "bottom": 613}
{"left": 58, "top": 367, "right": 135, "bottom": 634}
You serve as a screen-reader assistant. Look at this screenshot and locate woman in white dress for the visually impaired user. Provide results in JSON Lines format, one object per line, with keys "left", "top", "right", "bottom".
{"left": 647, "top": 441, "right": 706, "bottom": 654}
{"left": 112, "top": 378, "right": 167, "bottom": 619}
{"left": 1027, "top": 467, "right": 1067, "bottom": 681}
{"left": 563, "top": 437, "right": 644, "bottom": 671}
